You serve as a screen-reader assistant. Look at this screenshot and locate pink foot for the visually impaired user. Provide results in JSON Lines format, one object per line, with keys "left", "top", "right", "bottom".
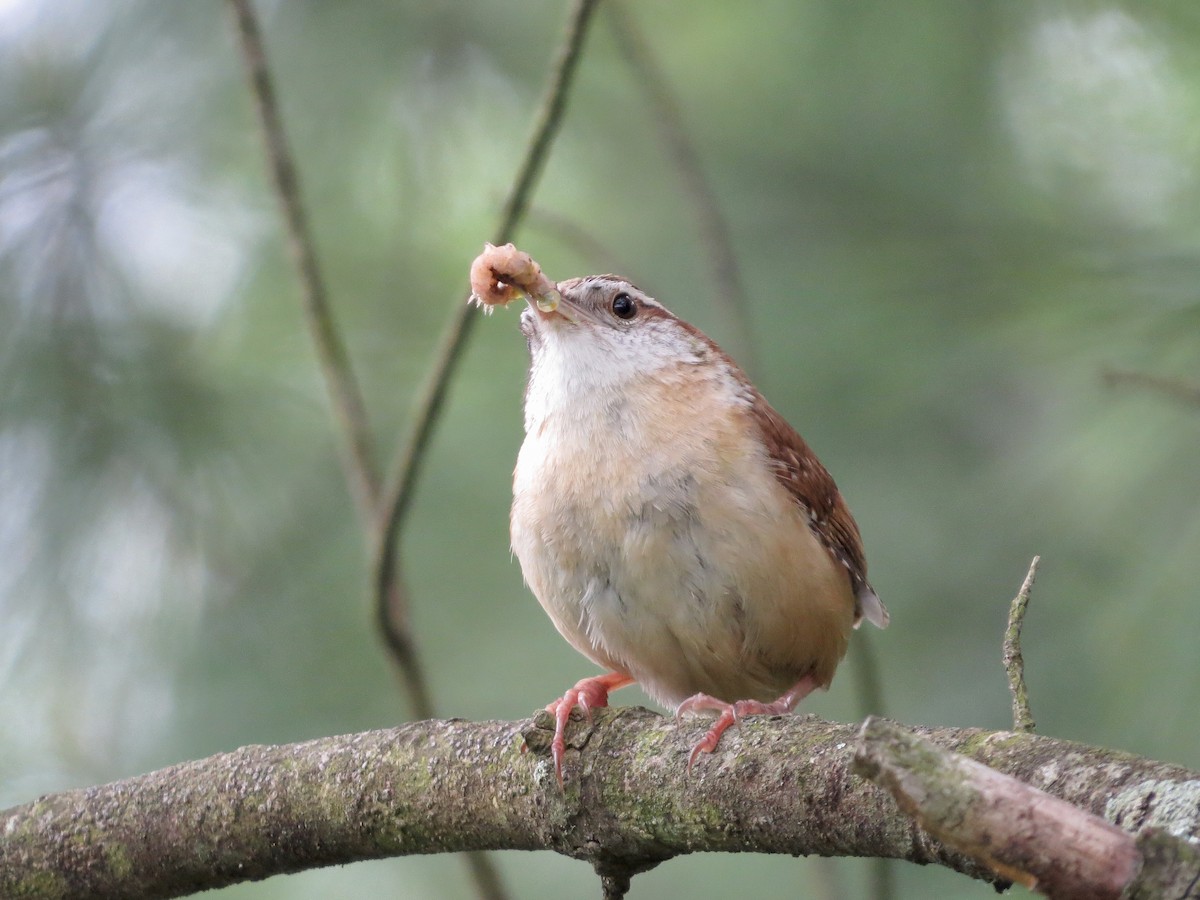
{"left": 677, "top": 675, "right": 819, "bottom": 770}
{"left": 545, "top": 672, "right": 634, "bottom": 785}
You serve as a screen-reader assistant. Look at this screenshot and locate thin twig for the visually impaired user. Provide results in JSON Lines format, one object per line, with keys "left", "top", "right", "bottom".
{"left": 227, "top": 0, "right": 380, "bottom": 524}
{"left": 1101, "top": 367, "right": 1200, "bottom": 408}
{"left": 606, "top": 1, "right": 756, "bottom": 373}
{"left": 227, "top": 3, "right": 504, "bottom": 896}
{"left": 850, "top": 630, "right": 885, "bottom": 720}
{"left": 847, "top": 630, "right": 895, "bottom": 900}
{"left": 372, "top": 0, "right": 604, "bottom": 683}
{"left": 1003, "top": 556, "right": 1040, "bottom": 734}
{"left": 228, "top": 0, "right": 439, "bottom": 722}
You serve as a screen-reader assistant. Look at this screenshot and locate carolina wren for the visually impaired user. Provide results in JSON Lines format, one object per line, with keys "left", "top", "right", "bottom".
{"left": 472, "top": 245, "right": 888, "bottom": 782}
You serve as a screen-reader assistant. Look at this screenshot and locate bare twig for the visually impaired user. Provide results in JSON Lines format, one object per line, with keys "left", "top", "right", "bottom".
{"left": 847, "top": 631, "right": 895, "bottom": 899}
{"left": 372, "top": 0, "right": 603, "bottom": 687}
{"left": 227, "top": 0, "right": 442, "bottom": 724}
{"left": 606, "top": 1, "right": 755, "bottom": 372}
{"left": 1102, "top": 367, "right": 1200, "bottom": 408}
{"left": 854, "top": 717, "right": 1141, "bottom": 898}
{"left": 1004, "top": 556, "right": 1039, "bottom": 734}
{"left": 7, "top": 710, "right": 1200, "bottom": 898}
{"left": 850, "top": 630, "right": 886, "bottom": 721}
{"left": 227, "top": 4, "right": 503, "bottom": 896}
{"left": 227, "top": 0, "right": 380, "bottom": 524}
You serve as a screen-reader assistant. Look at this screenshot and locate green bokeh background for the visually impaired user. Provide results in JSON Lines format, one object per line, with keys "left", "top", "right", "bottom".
{"left": 2, "top": 1, "right": 1198, "bottom": 897}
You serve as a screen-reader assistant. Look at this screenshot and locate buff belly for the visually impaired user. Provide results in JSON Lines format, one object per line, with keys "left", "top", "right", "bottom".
{"left": 511, "top": 406, "right": 856, "bottom": 709}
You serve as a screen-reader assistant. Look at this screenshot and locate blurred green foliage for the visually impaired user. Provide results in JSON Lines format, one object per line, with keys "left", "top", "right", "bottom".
{"left": 2, "top": 1, "right": 1199, "bottom": 897}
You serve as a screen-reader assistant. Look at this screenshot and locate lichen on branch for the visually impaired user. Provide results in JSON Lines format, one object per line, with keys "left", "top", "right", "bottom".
{"left": 4, "top": 710, "right": 1200, "bottom": 899}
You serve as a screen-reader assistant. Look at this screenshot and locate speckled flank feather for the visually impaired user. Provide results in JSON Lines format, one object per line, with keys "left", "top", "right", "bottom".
{"left": 744, "top": 391, "right": 889, "bottom": 629}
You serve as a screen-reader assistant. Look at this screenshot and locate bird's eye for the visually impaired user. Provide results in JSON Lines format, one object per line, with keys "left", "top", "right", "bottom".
{"left": 612, "top": 292, "right": 636, "bottom": 319}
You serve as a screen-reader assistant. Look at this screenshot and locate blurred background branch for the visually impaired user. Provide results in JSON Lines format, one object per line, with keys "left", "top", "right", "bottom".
{"left": 372, "top": 0, "right": 602, "bottom": 710}
{"left": 605, "top": 1, "right": 755, "bottom": 373}
{"left": 1101, "top": 367, "right": 1200, "bottom": 408}
{"left": 228, "top": 0, "right": 381, "bottom": 525}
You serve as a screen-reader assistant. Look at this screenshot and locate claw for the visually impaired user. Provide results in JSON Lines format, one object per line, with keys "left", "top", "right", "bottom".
{"left": 539, "top": 672, "right": 634, "bottom": 787}
{"left": 679, "top": 675, "right": 820, "bottom": 772}
{"left": 687, "top": 707, "right": 737, "bottom": 772}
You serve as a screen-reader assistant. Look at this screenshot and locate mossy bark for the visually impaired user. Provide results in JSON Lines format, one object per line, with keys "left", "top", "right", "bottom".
{"left": 3, "top": 709, "right": 1199, "bottom": 898}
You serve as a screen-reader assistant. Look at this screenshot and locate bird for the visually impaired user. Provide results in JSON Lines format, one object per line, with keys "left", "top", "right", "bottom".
{"left": 472, "top": 244, "right": 888, "bottom": 783}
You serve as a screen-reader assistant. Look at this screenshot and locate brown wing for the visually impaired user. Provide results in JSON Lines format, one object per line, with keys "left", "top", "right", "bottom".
{"left": 746, "top": 391, "right": 888, "bottom": 628}
{"left": 635, "top": 300, "right": 887, "bottom": 627}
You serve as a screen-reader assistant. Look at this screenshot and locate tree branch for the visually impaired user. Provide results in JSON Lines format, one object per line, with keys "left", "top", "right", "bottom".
{"left": 855, "top": 717, "right": 1139, "bottom": 898}
{"left": 371, "top": 0, "right": 603, "bottom": 703}
{"left": 5, "top": 710, "right": 1200, "bottom": 899}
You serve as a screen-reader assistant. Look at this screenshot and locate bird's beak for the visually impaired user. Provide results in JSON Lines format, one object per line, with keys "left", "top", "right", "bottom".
{"left": 527, "top": 288, "right": 597, "bottom": 325}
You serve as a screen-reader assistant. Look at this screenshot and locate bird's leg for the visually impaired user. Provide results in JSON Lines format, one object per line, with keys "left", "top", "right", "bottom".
{"left": 545, "top": 672, "right": 634, "bottom": 785}
{"left": 677, "top": 674, "right": 820, "bottom": 770}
